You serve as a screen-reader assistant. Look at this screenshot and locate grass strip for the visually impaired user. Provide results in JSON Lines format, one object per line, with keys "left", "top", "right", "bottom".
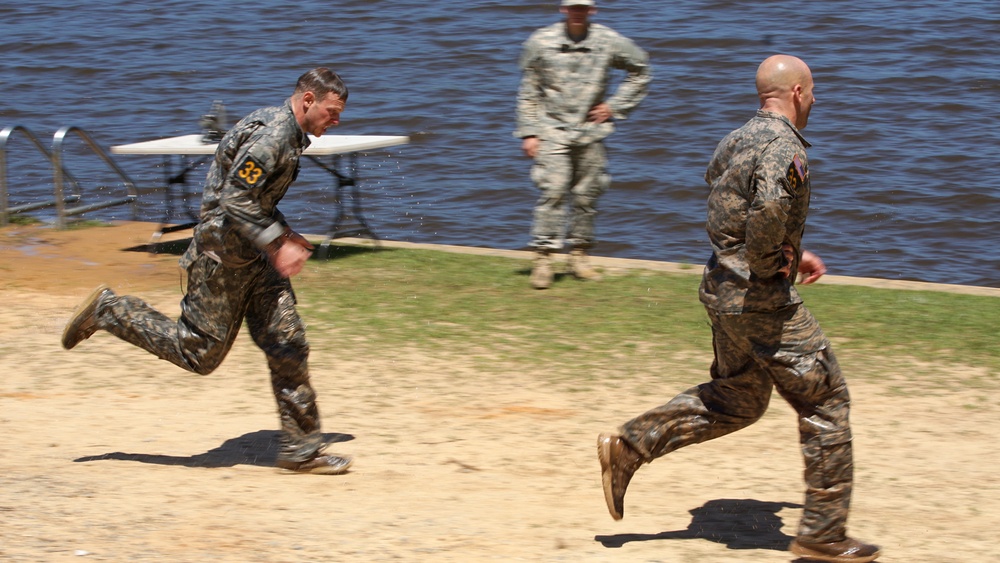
{"left": 295, "top": 245, "right": 999, "bottom": 385}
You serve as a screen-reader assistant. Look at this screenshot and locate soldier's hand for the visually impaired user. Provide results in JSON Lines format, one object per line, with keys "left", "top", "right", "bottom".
{"left": 778, "top": 243, "right": 796, "bottom": 279}
{"left": 286, "top": 229, "right": 315, "bottom": 251}
{"left": 798, "top": 250, "right": 827, "bottom": 285}
{"left": 522, "top": 136, "right": 540, "bottom": 159}
{"left": 587, "top": 103, "right": 613, "bottom": 124}
{"left": 268, "top": 238, "right": 312, "bottom": 278}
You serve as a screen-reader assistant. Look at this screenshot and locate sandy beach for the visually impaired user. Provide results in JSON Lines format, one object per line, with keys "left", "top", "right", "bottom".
{"left": 1, "top": 221, "right": 997, "bottom": 562}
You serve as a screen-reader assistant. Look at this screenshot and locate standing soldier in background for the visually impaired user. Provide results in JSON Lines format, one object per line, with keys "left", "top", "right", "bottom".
{"left": 62, "top": 67, "right": 354, "bottom": 475}
{"left": 597, "top": 55, "right": 881, "bottom": 562}
{"left": 515, "top": 0, "right": 650, "bottom": 289}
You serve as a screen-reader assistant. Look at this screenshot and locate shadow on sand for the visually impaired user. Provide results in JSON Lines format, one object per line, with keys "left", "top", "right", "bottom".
{"left": 73, "top": 429, "right": 354, "bottom": 469}
{"left": 595, "top": 498, "right": 801, "bottom": 552}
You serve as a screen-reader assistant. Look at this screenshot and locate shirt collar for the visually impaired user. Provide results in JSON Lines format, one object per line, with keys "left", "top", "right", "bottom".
{"left": 283, "top": 98, "right": 311, "bottom": 150}
{"left": 756, "top": 109, "right": 811, "bottom": 148}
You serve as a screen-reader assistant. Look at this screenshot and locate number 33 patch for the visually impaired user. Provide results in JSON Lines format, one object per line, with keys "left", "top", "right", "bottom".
{"left": 785, "top": 154, "right": 807, "bottom": 192}
{"left": 234, "top": 155, "right": 268, "bottom": 188}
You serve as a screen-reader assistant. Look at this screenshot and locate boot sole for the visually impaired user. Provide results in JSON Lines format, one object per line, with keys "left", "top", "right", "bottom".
{"left": 61, "top": 284, "right": 110, "bottom": 350}
{"left": 277, "top": 457, "right": 353, "bottom": 475}
{"left": 597, "top": 434, "right": 623, "bottom": 520}
{"left": 789, "top": 539, "right": 881, "bottom": 562}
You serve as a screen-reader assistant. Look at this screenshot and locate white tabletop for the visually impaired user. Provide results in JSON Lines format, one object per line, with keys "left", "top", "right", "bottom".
{"left": 111, "top": 133, "right": 409, "bottom": 156}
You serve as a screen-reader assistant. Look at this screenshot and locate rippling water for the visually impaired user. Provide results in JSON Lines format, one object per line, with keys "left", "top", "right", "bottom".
{"left": 2, "top": 1, "right": 998, "bottom": 286}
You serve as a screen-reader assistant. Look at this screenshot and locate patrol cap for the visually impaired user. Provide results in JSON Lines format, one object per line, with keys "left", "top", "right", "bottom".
{"left": 561, "top": 0, "right": 596, "bottom": 6}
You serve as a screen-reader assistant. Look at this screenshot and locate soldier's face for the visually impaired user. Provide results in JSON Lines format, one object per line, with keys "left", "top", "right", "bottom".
{"left": 302, "top": 92, "right": 346, "bottom": 137}
{"left": 561, "top": 5, "right": 595, "bottom": 25}
{"left": 796, "top": 77, "right": 815, "bottom": 130}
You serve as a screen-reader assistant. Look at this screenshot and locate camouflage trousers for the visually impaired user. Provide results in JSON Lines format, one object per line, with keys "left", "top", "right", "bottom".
{"left": 619, "top": 304, "right": 853, "bottom": 543}
{"left": 529, "top": 139, "right": 610, "bottom": 250}
{"left": 94, "top": 250, "right": 323, "bottom": 463}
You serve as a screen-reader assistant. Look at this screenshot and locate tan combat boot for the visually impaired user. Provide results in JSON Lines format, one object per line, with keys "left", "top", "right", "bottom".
{"left": 789, "top": 537, "right": 881, "bottom": 562}
{"left": 530, "top": 250, "right": 553, "bottom": 289}
{"left": 569, "top": 248, "right": 602, "bottom": 281}
{"left": 62, "top": 284, "right": 114, "bottom": 350}
{"left": 276, "top": 452, "right": 353, "bottom": 475}
{"left": 597, "top": 433, "right": 643, "bottom": 520}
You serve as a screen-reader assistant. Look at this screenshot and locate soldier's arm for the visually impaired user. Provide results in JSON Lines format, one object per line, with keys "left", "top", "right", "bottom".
{"left": 219, "top": 137, "right": 287, "bottom": 253}
{"left": 745, "top": 145, "right": 796, "bottom": 280}
{"left": 515, "top": 38, "right": 543, "bottom": 140}
{"left": 605, "top": 34, "right": 651, "bottom": 120}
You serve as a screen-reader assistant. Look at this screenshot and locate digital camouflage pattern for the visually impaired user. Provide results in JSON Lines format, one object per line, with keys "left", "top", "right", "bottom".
{"left": 515, "top": 22, "right": 650, "bottom": 146}
{"left": 190, "top": 99, "right": 308, "bottom": 268}
{"left": 619, "top": 307, "right": 853, "bottom": 542}
{"left": 91, "top": 100, "right": 325, "bottom": 463}
{"left": 700, "top": 110, "right": 811, "bottom": 313}
{"left": 619, "top": 110, "right": 857, "bottom": 543}
{"left": 528, "top": 140, "right": 608, "bottom": 250}
{"left": 516, "top": 21, "right": 650, "bottom": 250}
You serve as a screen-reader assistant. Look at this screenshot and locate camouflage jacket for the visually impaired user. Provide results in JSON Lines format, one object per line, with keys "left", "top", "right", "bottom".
{"left": 515, "top": 22, "right": 650, "bottom": 146}
{"left": 188, "top": 99, "right": 309, "bottom": 267}
{"left": 699, "top": 110, "right": 812, "bottom": 313}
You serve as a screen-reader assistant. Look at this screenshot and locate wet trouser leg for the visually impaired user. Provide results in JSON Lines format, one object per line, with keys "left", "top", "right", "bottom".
{"left": 619, "top": 312, "right": 775, "bottom": 459}
{"left": 97, "top": 252, "right": 252, "bottom": 375}
{"left": 245, "top": 266, "right": 322, "bottom": 463}
{"left": 766, "top": 307, "right": 853, "bottom": 543}
{"left": 97, "top": 253, "right": 324, "bottom": 463}
{"left": 529, "top": 140, "right": 609, "bottom": 250}
{"left": 619, "top": 304, "right": 853, "bottom": 543}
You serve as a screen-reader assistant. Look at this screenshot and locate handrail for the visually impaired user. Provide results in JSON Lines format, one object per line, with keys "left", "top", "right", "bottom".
{"left": 0, "top": 125, "right": 82, "bottom": 226}
{"left": 51, "top": 126, "right": 138, "bottom": 228}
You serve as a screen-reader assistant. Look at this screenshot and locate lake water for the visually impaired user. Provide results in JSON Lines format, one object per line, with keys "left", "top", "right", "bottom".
{"left": 2, "top": 0, "right": 998, "bottom": 287}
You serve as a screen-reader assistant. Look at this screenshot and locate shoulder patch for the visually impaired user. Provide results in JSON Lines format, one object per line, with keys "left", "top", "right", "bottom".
{"left": 234, "top": 154, "right": 268, "bottom": 189}
{"left": 786, "top": 154, "right": 806, "bottom": 191}
{"left": 792, "top": 154, "right": 806, "bottom": 180}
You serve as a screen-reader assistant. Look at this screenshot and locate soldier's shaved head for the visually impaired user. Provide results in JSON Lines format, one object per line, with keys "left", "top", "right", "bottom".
{"left": 756, "top": 55, "right": 810, "bottom": 98}
{"left": 755, "top": 54, "right": 816, "bottom": 130}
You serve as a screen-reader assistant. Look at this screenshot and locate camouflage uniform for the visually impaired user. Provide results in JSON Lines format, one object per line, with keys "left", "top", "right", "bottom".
{"left": 619, "top": 111, "right": 854, "bottom": 543}
{"left": 515, "top": 21, "right": 650, "bottom": 250}
{"left": 94, "top": 99, "right": 324, "bottom": 464}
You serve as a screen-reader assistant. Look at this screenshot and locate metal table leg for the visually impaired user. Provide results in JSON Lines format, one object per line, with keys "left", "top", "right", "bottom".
{"left": 309, "top": 152, "right": 380, "bottom": 258}
{"left": 151, "top": 154, "right": 204, "bottom": 242}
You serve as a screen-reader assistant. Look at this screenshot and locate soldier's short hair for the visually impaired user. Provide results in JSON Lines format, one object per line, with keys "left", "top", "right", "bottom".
{"left": 295, "top": 67, "right": 349, "bottom": 102}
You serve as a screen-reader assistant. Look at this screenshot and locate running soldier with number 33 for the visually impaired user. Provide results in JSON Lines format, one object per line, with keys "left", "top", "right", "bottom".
{"left": 62, "top": 67, "right": 354, "bottom": 475}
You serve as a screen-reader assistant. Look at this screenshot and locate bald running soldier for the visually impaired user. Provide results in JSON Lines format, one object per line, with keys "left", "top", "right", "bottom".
{"left": 596, "top": 55, "right": 881, "bottom": 562}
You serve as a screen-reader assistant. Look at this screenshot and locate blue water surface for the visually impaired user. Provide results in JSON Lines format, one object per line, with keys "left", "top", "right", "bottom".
{"left": 2, "top": 0, "right": 998, "bottom": 286}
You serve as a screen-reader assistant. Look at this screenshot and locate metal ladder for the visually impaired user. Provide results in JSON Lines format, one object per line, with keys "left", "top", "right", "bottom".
{"left": 1, "top": 125, "right": 138, "bottom": 227}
